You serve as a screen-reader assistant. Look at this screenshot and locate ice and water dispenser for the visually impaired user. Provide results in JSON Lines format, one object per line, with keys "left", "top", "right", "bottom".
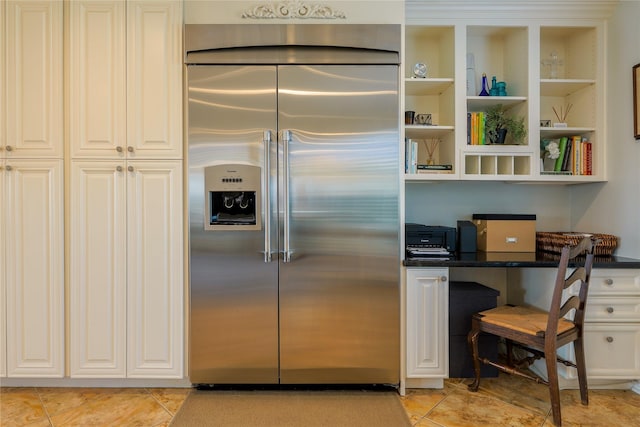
{"left": 204, "top": 164, "right": 261, "bottom": 231}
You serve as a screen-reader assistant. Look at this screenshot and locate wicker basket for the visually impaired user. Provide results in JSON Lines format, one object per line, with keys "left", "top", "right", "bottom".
{"left": 536, "top": 232, "right": 618, "bottom": 256}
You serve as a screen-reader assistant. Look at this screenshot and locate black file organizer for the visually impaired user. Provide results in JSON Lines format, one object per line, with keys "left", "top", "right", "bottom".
{"left": 449, "top": 281, "right": 500, "bottom": 378}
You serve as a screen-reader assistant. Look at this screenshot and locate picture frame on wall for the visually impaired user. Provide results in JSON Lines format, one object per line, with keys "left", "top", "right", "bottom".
{"left": 634, "top": 63, "right": 640, "bottom": 140}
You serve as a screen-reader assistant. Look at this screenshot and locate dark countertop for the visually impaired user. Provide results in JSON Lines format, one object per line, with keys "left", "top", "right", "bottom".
{"left": 404, "top": 252, "right": 640, "bottom": 269}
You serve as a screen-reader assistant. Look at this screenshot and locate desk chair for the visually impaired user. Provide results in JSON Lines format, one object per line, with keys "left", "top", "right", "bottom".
{"left": 467, "top": 236, "right": 597, "bottom": 426}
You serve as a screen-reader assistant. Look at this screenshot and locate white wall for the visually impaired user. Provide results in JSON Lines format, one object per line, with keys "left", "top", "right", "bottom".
{"left": 571, "top": 0, "right": 640, "bottom": 258}
{"left": 405, "top": 182, "right": 572, "bottom": 231}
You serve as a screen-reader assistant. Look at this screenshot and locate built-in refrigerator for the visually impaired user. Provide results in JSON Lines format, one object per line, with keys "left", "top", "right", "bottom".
{"left": 186, "top": 24, "right": 401, "bottom": 385}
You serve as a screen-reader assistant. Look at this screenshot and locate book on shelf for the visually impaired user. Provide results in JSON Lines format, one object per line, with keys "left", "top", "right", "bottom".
{"left": 541, "top": 170, "right": 573, "bottom": 175}
{"left": 561, "top": 137, "right": 575, "bottom": 171}
{"left": 417, "top": 164, "right": 452, "bottom": 170}
{"left": 542, "top": 135, "right": 594, "bottom": 176}
{"left": 555, "top": 136, "right": 568, "bottom": 171}
{"left": 467, "top": 112, "right": 487, "bottom": 145}
{"left": 405, "top": 138, "right": 418, "bottom": 174}
{"left": 584, "top": 139, "right": 592, "bottom": 175}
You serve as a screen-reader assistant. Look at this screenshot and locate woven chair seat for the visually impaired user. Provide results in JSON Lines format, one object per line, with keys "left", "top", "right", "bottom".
{"left": 477, "top": 305, "right": 576, "bottom": 336}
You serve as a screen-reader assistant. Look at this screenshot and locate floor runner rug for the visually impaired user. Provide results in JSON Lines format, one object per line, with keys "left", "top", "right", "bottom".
{"left": 170, "top": 389, "right": 411, "bottom": 427}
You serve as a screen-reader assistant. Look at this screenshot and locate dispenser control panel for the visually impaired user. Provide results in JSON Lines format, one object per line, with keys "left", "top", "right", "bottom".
{"left": 204, "top": 164, "right": 262, "bottom": 231}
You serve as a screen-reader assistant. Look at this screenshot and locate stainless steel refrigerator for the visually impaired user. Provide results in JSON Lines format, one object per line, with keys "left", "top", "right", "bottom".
{"left": 186, "top": 25, "right": 400, "bottom": 386}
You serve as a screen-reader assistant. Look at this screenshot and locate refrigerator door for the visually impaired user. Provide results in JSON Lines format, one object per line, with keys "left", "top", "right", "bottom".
{"left": 188, "top": 65, "right": 279, "bottom": 384}
{"left": 277, "top": 65, "right": 400, "bottom": 384}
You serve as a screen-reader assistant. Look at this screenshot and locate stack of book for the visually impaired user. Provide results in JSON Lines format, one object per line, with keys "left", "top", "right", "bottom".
{"left": 405, "top": 138, "right": 453, "bottom": 174}
{"left": 467, "top": 112, "right": 486, "bottom": 145}
{"left": 405, "top": 138, "right": 418, "bottom": 173}
{"left": 542, "top": 136, "right": 593, "bottom": 175}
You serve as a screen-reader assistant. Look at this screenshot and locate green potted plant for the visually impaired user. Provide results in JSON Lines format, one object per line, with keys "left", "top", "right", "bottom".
{"left": 484, "top": 104, "right": 527, "bottom": 144}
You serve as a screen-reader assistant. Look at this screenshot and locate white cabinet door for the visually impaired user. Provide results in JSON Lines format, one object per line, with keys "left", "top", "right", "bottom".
{"left": 5, "top": 1, "right": 63, "bottom": 158}
{"left": 69, "top": 1, "right": 182, "bottom": 160}
{"left": 70, "top": 160, "right": 183, "bottom": 378}
{"left": 70, "top": 160, "right": 127, "bottom": 377}
{"left": 126, "top": 1, "right": 182, "bottom": 159}
{"left": 406, "top": 268, "right": 449, "bottom": 378}
{"left": 4, "top": 159, "right": 64, "bottom": 377}
{"left": 68, "top": 1, "right": 126, "bottom": 159}
{"left": 126, "top": 160, "right": 183, "bottom": 378}
{"left": 584, "top": 324, "right": 640, "bottom": 379}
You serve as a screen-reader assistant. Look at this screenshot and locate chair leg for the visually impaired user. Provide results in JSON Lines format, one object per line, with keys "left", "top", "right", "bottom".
{"left": 573, "top": 337, "right": 589, "bottom": 406}
{"left": 506, "top": 339, "right": 514, "bottom": 366}
{"left": 467, "top": 325, "right": 481, "bottom": 392}
{"left": 545, "top": 348, "right": 562, "bottom": 426}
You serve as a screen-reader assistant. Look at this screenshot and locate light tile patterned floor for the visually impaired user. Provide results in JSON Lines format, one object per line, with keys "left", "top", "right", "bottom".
{"left": 1, "top": 375, "right": 639, "bottom": 426}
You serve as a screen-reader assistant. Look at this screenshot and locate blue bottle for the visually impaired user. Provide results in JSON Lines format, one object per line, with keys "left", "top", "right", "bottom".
{"left": 479, "top": 73, "right": 490, "bottom": 96}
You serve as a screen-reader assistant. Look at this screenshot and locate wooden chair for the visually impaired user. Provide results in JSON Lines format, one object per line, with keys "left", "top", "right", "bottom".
{"left": 467, "top": 236, "right": 597, "bottom": 426}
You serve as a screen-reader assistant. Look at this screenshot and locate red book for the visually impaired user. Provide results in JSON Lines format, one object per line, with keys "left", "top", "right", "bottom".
{"left": 585, "top": 141, "right": 593, "bottom": 175}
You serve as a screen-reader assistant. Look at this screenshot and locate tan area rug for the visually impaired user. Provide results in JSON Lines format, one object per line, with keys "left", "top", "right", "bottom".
{"left": 170, "top": 389, "right": 411, "bottom": 427}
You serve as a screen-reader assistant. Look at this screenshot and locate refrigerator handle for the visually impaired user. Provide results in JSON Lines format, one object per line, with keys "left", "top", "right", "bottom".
{"left": 263, "top": 130, "right": 272, "bottom": 263}
{"left": 282, "top": 129, "right": 292, "bottom": 263}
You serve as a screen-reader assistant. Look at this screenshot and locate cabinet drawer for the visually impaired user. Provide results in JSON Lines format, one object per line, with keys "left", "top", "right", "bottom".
{"left": 585, "top": 297, "right": 640, "bottom": 322}
{"left": 584, "top": 324, "right": 640, "bottom": 378}
{"left": 588, "top": 270, "right": 640, "bottom": 296}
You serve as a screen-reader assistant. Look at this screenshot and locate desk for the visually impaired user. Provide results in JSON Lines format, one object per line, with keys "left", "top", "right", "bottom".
{"left": 404, "top": 252, "right": 640, "bottom": 269}
{"left": 403, "top": 252, "right": 640, "bottom": 391}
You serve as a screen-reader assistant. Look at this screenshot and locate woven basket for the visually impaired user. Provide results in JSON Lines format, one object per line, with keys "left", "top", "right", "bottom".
{"left": 536, "top": 232, "right": 618, "bottom": 256}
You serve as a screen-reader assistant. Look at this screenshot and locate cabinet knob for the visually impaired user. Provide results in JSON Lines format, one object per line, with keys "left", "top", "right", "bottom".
{"left": 127, "top": 165, "right": 134, "bottom": 172}
{"left": 604, "top": 278, "right": 614, "bottom": 286}
{"left": 5, "top": 165, "right": 12, "bottom": 171}
{"left": 127, "top": 146, "right": 134, "bottom": 153}
{"left": 440, "top": 276, "right": 447, "bottom": 282}
{"left": 116, "top": 165, "right": 123, "bottom": 172}
{"left": 116, "top": 146, "right": 123, "bottom": 153}
{"left": 5, "top": 145, "right": 13, "bottom": 151}
{"left": 606, "top": 336, "right": 614, "bottom": 343}
{"left": 606, "top": 307, "right": 614, "bottom": 314}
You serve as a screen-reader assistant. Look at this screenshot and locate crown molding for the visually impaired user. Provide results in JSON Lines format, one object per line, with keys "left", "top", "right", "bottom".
{"left": 242, "top": 1, "right": 346, "bottom": 20}
{"left": 405, "top": 0, "right": 618, "bottom": 21}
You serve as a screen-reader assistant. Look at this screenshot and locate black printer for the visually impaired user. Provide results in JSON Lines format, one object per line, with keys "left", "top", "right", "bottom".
{"left": 405, "top": 223, "right": 457, "bottom": 258}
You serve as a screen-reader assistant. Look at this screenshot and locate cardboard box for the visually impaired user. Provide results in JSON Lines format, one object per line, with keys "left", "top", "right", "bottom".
{"left": 472, "top": 214, "right": 536, "bottom": 252}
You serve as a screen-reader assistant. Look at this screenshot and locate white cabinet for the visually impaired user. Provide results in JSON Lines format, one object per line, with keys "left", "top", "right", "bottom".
{"left": 515, "top": 267, "right": 640, "bottom": 386}
{"left": 69, "top": 161, "right": 127, "bottom": 377}
{"left": 68, "top": 0, "right": 184, "bottom": 379}
{"left": 70, "top": 160, "right": 183, "bottom": 378}
{"left": 4, "top": 0, "right": 63, "bottom": 158}
{"left": 406, "top": 268, "right": 449, "bottom": 383}
{"left": 2, "top": 160, "right": 64, "bottom": 377}
{"left": 1, "top": 1, "right": 64, "bottom": 378}
{"left": 403, "top": 9, "right": 606, "bottom": 183}
{"left": 580, "top": 270, "right": 640, "bottom": 380}
{"left": 69, "top": 0, "right": 182, "bottom": 159}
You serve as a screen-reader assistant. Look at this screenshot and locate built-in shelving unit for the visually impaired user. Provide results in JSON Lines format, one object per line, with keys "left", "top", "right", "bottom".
{"left": 402, "top": 20, "right": 604, "bottom": 183}
{"left": 404, "top": 26, "right": 456, "bottom": 179}
{"left": 538, "top": 26, "right": 601, "bottom": 180}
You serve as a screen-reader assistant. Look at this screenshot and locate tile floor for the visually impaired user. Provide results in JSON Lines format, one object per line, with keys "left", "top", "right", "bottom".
{"left": 1, "top": 375, "right": 639, "bottom": 426}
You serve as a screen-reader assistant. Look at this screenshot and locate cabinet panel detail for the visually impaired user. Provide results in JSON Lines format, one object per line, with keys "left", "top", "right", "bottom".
{"left": 70, "top": 161, "right": 127, "bottom": 377}
{"left": 69, "top": 1, "right": 126, "bottom": 158}
{"left": 126, "top": 1, "right": 182, "bottom": 159}
{"left": 5, "top": 1, "right": 63, "bottom": 157}
{"left": 406, "top": 268, "right": 448, "bottom": 378}
{"left": 127, "top": 161, "right": 183, "bottom": 378}
{"left": 584, "top": 324, "right": 640, "bottom": 378}
{"left": 5, "top": 160, "right": 64, "bottom": 377}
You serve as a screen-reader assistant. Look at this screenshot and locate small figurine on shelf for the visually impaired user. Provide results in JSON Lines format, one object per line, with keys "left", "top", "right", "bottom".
{"left": 496, "top": 81, "right": 507, "bottom": 96}
{"left": 479, "top": 73, "right": 490, "bottom": 96}
{"left": 490, "top": 76, "right": 498, "bottom": 96}
{"left": 541, "top": 51, "right": 563, "bottom": 79}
